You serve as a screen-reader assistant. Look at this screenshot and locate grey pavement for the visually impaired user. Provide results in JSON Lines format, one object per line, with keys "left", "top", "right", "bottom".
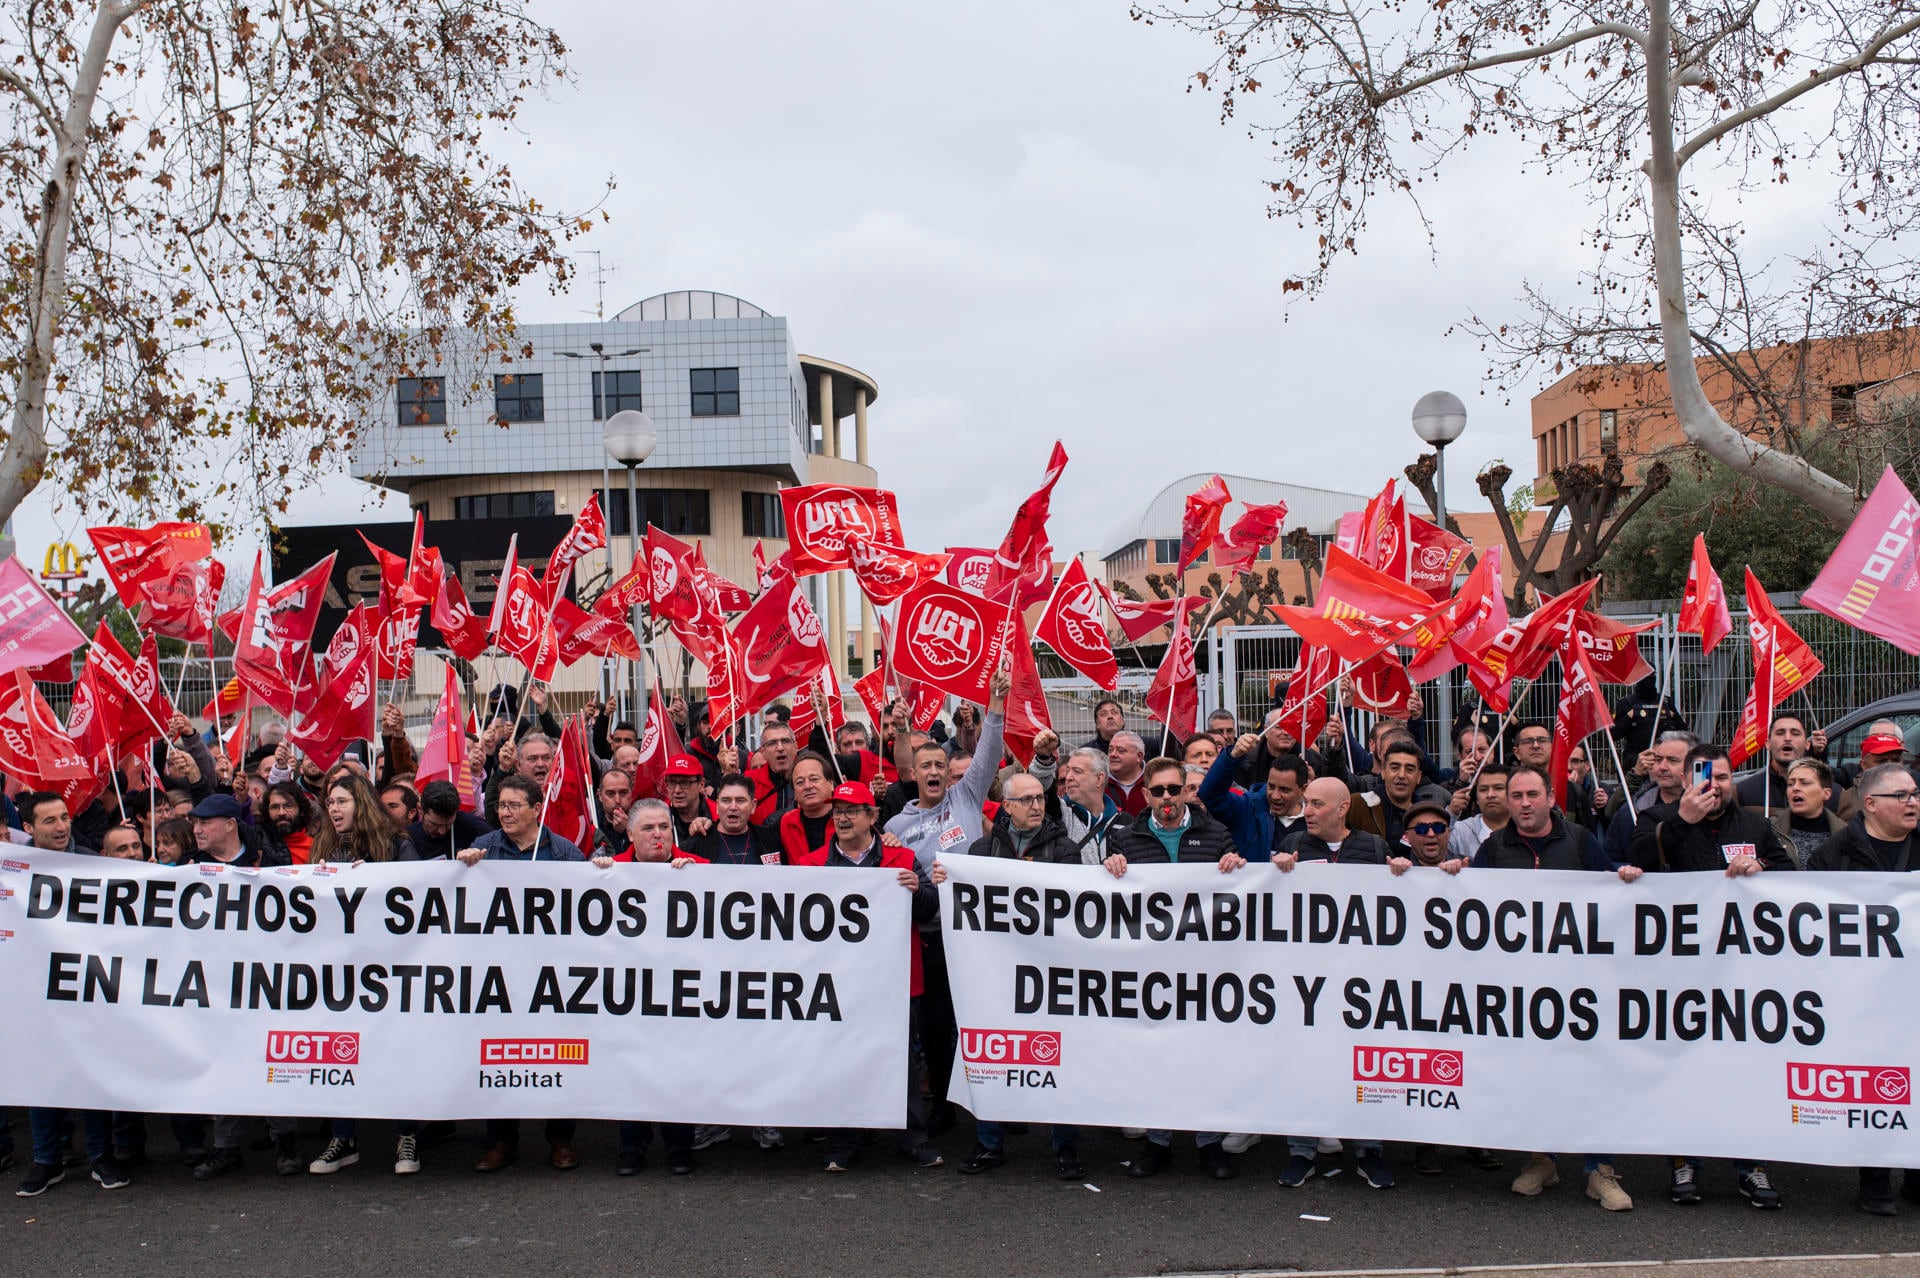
{"left": 3, "top": 1119, "right": 1919, "bottom": 1277}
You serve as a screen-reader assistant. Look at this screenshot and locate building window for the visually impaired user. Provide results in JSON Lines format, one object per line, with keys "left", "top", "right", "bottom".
{"left": 1256, "top": 544, "right": 1272, "bottom": 562}
{"left": 1831, "top": 384, "right": 1859, "bottom": 424}
{"left": 742, "top": 492, "right": 785, "bottom": 538}
{"left": 593, "top": 370, "right": 644, "bottom": 419}
{"left": 397, "top": 377, "right": 446, "bottom": 426}
{"left": 610, "top": 488, "right": 711, "bottom": 537}
{"left": 1154, "top": 538, "right": 1180, "bottom": 564}
{"left": 492, "top": 373, "right": 544, "bottom": 422}
{"left": 1599, "top": 409, "right": 1618, "bottom": 452}
{"left": 454, "top": 491, "right": 554, "bottom": 520}
{"left": 690, "top": 367, "right": 740, "bottom": 417}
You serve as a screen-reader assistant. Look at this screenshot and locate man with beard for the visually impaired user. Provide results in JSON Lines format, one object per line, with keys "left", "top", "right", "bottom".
{"left": 407, "top": 780, "right": 491, "bottom": 860}
{"left": 1734, "top": 713, "right": 1816, "bottom": 811}
{"left": 261, "top": 782, "right": 316, "bottom": 865}
{"left": 685, "top": 774, "right": 784, "bottom": 865}
{"left": 1348, "top": 739, "right": 1452, "bottom": 846}
{"left": 594, "top": 767, "right": 634, "bottom": 857}
{"left": 1602, "top": 731, "right": 1696, "bottom": 863}
{"left": 1203, "top": 736, "right": 1309, "bottom": 858}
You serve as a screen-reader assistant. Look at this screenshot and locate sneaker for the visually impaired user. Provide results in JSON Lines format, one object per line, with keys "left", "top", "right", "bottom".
{"left": 1126, "top": 1139, "right": 1171, "bottom": 1179}
{"left": 192, "top": 1148, "right": 243, "bottom": 1181}
{"left": 1220, "top": 1133, "right": 1262, "bottom": 1155}
{"left": 1511, "top": 1152, "right": 1560, "bottom": 1196}
{"left": 1862, "top": 1168, "right": 1898, "bottom": 1215}
{"left": 1316, "top": 1137, "right": 1343, "bottom": 1154}
{"left": 1412, "top": 1144, "right": 1443, "bottom": 1175}
{"left": 1669, "top": 1160, "right": 1702, "bottom": 1205}
{"left": 751, "top": 1127, "right": 785, "bottom": 1151}
{"left": 958, "top": 1143, "right": 1006, "bottom": 1175}
{"left": 690, "top": 1125, "right": 731, "bottom": 1151}
{"left": 89, "top": 1157, "right": 130, "bottom": 1190}
{"left": 15, "top": 1162, "right": 64, "bottom": 1197}
{"left": 616, "top": 1150, "right": 645, "bottom": 1176}
{"left": 1468, "top": 1147, "right": 1504, "bottom": 1171}
{"left": 308, "top": 1138, "right": 358, "bottom": 1175}
{"left": 1738, "top": 1166, "right": 1780, "bottom": 1209}
{"left": 1199, "top": 1143, "right": 1235, "bottom": 1180}
{"left": 1055, "top": 1143, "right": 1084, "bottom": 1181}
{"left": 1277, "top": 1154, "right": 1317, "bottom": 1188}
{"left": 274, "top": 1134, "right": 302, "bottom": 1177}
{"left": 1356, "top": 1150, "right": 1395, "bottom": 1189}
{"left": 394, "top": 1135, "right": 420, "bottom": 1176}
{"left": 901, "top": 1144, "right": 944, "bottom": 1169}
{"left": 667, "top": 1150, "right": 695, "bottom": 1175}
{"left": 1588, "top": 1164, "right": 1633, "bottom": 1211}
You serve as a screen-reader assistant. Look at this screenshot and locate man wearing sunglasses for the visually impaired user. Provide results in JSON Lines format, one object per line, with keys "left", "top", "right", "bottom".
{"left": 1809, "top": 762, "right": 1920, "bottom": 1215}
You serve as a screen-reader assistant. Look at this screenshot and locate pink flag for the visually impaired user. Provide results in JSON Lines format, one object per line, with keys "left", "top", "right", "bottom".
{"left": 0, "top": 556, "right": 87, "bottom": 678}
{"left": 1803, "top": 465, "right": 1920, "bottom": 655}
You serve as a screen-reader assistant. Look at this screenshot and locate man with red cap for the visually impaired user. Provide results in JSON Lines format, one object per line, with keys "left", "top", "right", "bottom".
{"left": 660, "top": 755, "right": 716, "bottom": 846}
{"left": 1837, "top": 726, "right": 1917, "bottom": 818}
{"left": 794, "top": 780, "right": 942, "bottom": 1172}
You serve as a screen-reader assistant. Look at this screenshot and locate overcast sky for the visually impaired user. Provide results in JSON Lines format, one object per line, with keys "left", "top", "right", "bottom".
{"left": 11, "top": 0, "right": 1831, "bottom": 570}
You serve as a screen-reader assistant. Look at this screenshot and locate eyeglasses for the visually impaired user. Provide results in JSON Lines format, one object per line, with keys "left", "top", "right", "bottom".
{"left": 1145, "top": 784, "right": 1184, "bottom": 798}
{"left": 1409, "top": 821, "right": 1449, "bottom": 836}
{"left": 495, "top": 801, "right": 533, "bottom": 813}
{"left": 1868, "top": 790, "right": 1920, "bottom": 803}
{"left": 1003, "top": 794, "right": 1045, "bottom": 805}
{"left": 1517, "top": 735, "right": 1551, "bottom": 746}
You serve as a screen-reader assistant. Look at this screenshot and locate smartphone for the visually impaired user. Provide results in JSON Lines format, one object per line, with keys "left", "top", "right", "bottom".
{"left": 1691, "top": 759, "right": 1713, "bottom": 790}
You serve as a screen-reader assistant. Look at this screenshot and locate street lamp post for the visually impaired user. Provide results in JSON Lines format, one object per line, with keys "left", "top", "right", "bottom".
{"left": 1411, "top": 390, "right": 1469, "bottom": 770}
{"left": 604, "top": 409, "right": 658, "bottom": 719}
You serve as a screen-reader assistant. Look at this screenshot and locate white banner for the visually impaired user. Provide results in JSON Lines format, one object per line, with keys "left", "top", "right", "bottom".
{"left": 0, "top": 853, "right": 909, "bottom": 1127}
{"left": 941, "top": 857, "right": 1920, "bottom": 1166}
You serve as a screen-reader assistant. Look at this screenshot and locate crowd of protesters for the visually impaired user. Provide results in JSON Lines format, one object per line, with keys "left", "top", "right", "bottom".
{"left": 7, "top": 671, "right": 1920, "bottom": 1218}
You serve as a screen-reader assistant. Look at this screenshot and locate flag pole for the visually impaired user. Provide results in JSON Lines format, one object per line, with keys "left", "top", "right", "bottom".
{"left": 1762, "top": 622, "right": 1777, "bottom": 823}
{"left": 1603, "top": 731, "right": 1641, "bottom": 829}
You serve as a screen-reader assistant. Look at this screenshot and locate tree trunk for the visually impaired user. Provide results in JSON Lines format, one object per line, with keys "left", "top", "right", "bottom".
{"left": 1643, "top": 0, "right": 1859, "bottom": 529}
{"left": 0, "top": 1, "right": 142, "bottom": 528}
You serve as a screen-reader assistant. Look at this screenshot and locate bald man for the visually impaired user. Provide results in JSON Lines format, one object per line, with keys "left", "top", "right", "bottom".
{"left": 1274, "top": 778, "right": 1390, "bottom": 867}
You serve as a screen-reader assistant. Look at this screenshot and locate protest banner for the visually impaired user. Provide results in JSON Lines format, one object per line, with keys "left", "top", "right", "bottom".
{"left": 0, "top": 856, "right": 909, "bottom": 1128}
{"left": 941, "top": 857, "right": 1920, "bottom": 1166}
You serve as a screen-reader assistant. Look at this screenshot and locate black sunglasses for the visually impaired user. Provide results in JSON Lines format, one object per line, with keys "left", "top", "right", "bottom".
{"left": 1409, "top": 820, "right": 1449, "bottom": 836}
{"left": 1145, "top": 784, "right": 1185, "bottom": 798}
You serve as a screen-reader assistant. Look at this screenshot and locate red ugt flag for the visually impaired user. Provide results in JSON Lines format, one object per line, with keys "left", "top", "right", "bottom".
{"left": 983, "top": 442, "right": 1067, "bottom": 603}
{"left": 1147, "top": 612, "right": 1198, "bottom": 743}
{"left": 730, "top": 574, "right": 830, "bottom": 719}
{"left": 1549, "top": 639, "right": 1615, "bottom": 810}
{"left": 0, "top": 669, "right": 98, "bottom": 813}
{"left": 1178, "top": 475, "right": 1232, "bottom": 572}
{"left": 780, "top": 484, "right": 905, "bottom": 577}
{"left": 1270, "top": 546, "right": 1435, "bottom": 666}
{"left": 87, "top": 522, "right": 213, "bottom": 611}
{"left": 1679, "top": 533, "right": 1733, "bottom": 654}
{"left": 1035, "top": 558, "right": 1118, "bottom": 690}
{"left": 891, "top": 579, "right": 1014, "bottom": 706}
{"left": 433, "top": 569, "right": 492, "bottom": 663}
{"left": 848, "top": 541, "right": 950, "bottom": 606}
{"left": 233, "top": 552, "right": 298, "bottom": 718}
{"left": 1802, "top": 465, "right": 1920, "bottom": 655}
{"left": 1094, "top": 578, "right": 1204, "bottom": 642}
{"left": 630, "top": 682, "right": 685, "bottom": 801}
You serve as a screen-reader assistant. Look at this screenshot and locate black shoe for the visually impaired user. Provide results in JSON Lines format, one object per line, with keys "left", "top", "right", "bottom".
{"left": 1862, "top": 1168, "right": 1898, "bottom": 1216}
{"left": 616, "top": 1150, "right": 645, "bottom": 1176}
{"left": 1738, "top": 1166, "right": 1782, "bottom": 1209}
{"left": 178, "top": 1143, "right": 207, "bottom": 1168}
{"left": 1356, "top": 1150, "right": 1395, "bottom": 1189}
{"left": 1669, "top": 1160, "right": 1703, "bottom": 1205}
{"left": 667, "top": 1150, "right": 694, "bottom": 1175}
{"left": 15, "top": 1162, "right": 63, "bottom": 1197}
{"left": 1468, "top": 1147, "right": 1504, "bottom": 1171}
{"left": 90, "top": 1157, "right": 130, "bottom": 1190}
{"left": 1198, "top": 1143, "right": 1235, "bottom": 1180}
{"left": 1278, "top": 1154, "right": 1316, "bottom": 1187}
{"left": 1412, "top": 1144, "right": 1443, "bottom": 1175}
{"left": 900, "top": 1143, "right": 944, "bottom": 1169}
{"left": 1126, "top": 1139, "right": 1171, "bottom": 1179}
{"left": 1055, "top": 1143, "right": 1084, "bottom": 1181}
{"left": 192, "top": 1148, "right": 244, "bottom": 1181}
{"left": 274, "top": 1133, "right": 302, "bottom": 1177}
{"left": 958, "top": 1143, "right": 1006, "bottom": 1175}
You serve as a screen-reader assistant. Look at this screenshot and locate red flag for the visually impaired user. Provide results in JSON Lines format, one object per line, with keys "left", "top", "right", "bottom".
{"left": 1407, "top": 514, "right": 1471, "bottom": 601}
{"left": 200, "top": 677, "right": 248, "bottom": 725}
{"left": 0, "top": 669, "right": 98, "bottom": 814}
{"left": 80, "top": 624, "right": 164, "bottom": 757}
{"left": 1094, "top": 578, "right": 1205, "bottom": 642}
{"left": 596, "top": 556, "right": 651, "bottom": 624}
{"left": 853, "top": 663, "right": 890, "bottom": 731}
{"left": 1270, "top": 546, "right": 1436, "bottom": 666}
{"left": 1574, "top": 611, "right": 1656, "bottom": 685}
{"left": 752, "top": 540, "right": 772, "bottom": 591}
{"left": 942, "top": 546, "right": 996, "bottom": 595}
{"left": 233, "top": 552, "right": 298, "bottom": 717}
{"left": 540, "top": 495, "right": 608, "bottom": 607}
{"left": 1349, "top": 651, "right": 1414, "bottom": 717}
{"left": 891, "top": 579, "right": 1014, "bottom": 705}
{"left": 25, "top": 653, "right": 74, "bottom": 683}
{"left": 1337, "top": 482, "right": 1410, "bottom": 581}
{"left": 0, "top": 556, "right": 86, "bottom": 677}
{"left": 1003, "top": 611, "right": 1053, "bottom": 767}
{"left": 222, "top": 705, "right": 251, "bottom": 773}
{"left": 1729, "top": 569, "right": 1825, "bottom": 767}
{"left": 849, "top": 541, "right": 950, "bottom": 606}
{"left": 402, "top": 512, "right": 444, "bottom": 610}
{"left": 65, "top": 664, "right": 122, "bottom": 773}
{"left": 358, "top": 530, "right": 411, "bottom": 616}
{"left": 630, "top": 682, "right": 684, "bottom": 801}
{"left": 983, "top": 442, "right": 1068, "bottom": 602}
{"left": 1470, "top": 579, "right": 1600, "bottom": 711}
{"left": 290, "top": 641, "right": 376, "bottom": 770}
{"left": 86, "top": 522, "right": 213, "bottom": 611}
{"left": 910, "top": 684, "right": 946, "bottom": 732}
{"left": 322, "top": 605, "right": 375, "bottom": 682}
{"left": 731, "top": 574, "right": 830, "bottom": 720}
{"left": 495, "top": 562, "right": 557, "bottom": 682}
{"left": 1146, "top": 613, "right": 1198, "bottom": 743}
{"left": 484, "top": 536, "right": 520, "bottom": 635}
{"left": 1802, "top": 466, "right": 1920, "bottom": 654}
{"left": 1276, "top": 643, "right": 1334, "bottom": 751}
{"left": 691, "top": 543, "right": 755, "bottom": 614}
{"left": 1409, "top": 546, "right": 1508, "bottom": 683}
{"left": 1549, "top": 640, "right": 1615, "bottom": 809}
{"left": 417, "top": 662, "right": 478, "bottom": 811}
{"left": 1213, "top": 502, "right": 1289, "bottom": 573}
{"left": 554, "top": 598, "right": 642, "bottom": 666}
{"left": 780, "top": 484, "right": 906, "bottom": 577}
{"left": 373, "top": 606, "right": 422, "bottom": 682}
{"left": 1178, "top": 475, "right": 1233, "bottom": 572}
{"left": 268, "top": 553, "right": 337, "bottom": 649}
{"left": 139, "top": 558, "right": 224, "bottom": 646}
{"left": 125, "top": 635, "right": 177, "bottom": 756}
{"left": 542, "top": 715, "right": 597, "bottom": 850}
{"left": 433, "top": 568, "right": 491, "bottom": 663}
{"left": 642, "top": 526, "right": 704, "bottom": 624}
{"left": 789, "top": 662, "right": 847, "bottom": 751}
{"left": 1678, "top": 534, "right": 1733, "bottom": 654}
{"left": 1035, "top": 559, "right": 1118, "bottom": 690}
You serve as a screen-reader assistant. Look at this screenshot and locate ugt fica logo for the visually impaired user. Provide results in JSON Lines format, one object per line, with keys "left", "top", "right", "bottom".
{"left": 960, "top": 1028, "right": 1061, "bottom": 1091}
{"left": 265, "top": 1030, "right": 360, "bottom": 1087}
{"left": 1352, "top": 1045, "right": 1464, "bottom": 1111}
{"left": 1786, "top": 1062, "right": 1910, "bottom": 1131}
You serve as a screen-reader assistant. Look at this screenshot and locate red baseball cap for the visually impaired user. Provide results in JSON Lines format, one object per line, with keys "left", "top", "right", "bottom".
{"left": 663, "top": 755, "right": 705, "bottom": 778}
{"left": 831, "top": 781, "right": 876, "bottom": 806}
{"left": 1863, "top": 733, "right": 1906, "bottom": 757}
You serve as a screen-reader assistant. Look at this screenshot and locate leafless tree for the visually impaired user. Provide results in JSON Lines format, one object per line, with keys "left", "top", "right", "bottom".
{"left": 1134, "top": 0, "right": 1920, "bottom": 526}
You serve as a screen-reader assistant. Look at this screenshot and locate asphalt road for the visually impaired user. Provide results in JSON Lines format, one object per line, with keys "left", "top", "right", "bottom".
{"left": 3, "top": 1117, "right": 1918, "bottom": 1277}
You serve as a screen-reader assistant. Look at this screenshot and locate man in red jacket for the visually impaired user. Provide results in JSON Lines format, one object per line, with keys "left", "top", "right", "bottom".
{"left": 747, "top": 722, "right": 800, "bottom": 824}
{"left": 774, "top": 753, "right": 837, "bottom": 862}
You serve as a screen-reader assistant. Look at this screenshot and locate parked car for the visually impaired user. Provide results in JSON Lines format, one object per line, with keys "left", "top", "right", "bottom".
{"left": 1822, "top": 692, "right": 1920, "bottom": 777}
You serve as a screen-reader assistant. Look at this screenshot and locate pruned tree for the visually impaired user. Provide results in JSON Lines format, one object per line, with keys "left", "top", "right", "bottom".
{"left": 1478, "top": 452, "right": 1671, "bottom": 612}
{"left": 0, "top": 0, "right": 596, "bottom": 533}
{"left": 1133, "top": 0, "right": 1920, "bottom": 527}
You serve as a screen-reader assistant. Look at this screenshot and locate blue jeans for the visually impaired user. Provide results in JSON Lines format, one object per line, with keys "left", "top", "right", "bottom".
{"left": 1146, "top": 1129, "right": 1223, "bottom": 1148}
{"left": 976, "top": 1120, "right": 1078, "bottom": 1152}
{"left": 29, "top": 1108, "right": 107, "bottom": 1167}
{"left": 1288, "top": 1136, "right": 1381, "bottom": 1158}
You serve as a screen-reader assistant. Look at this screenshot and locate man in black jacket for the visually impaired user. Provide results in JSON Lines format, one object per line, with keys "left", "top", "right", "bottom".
{"left": 683, "top": 775, "right": 784, "bottom": 865}
{"left": 1806, "top": 762, "right": 1920, "bottom": 1214}
{"left": 1102, "top": 757, "right": 1244, "bottom": 1180}
{"left": 406, "top": 780, "right": 492, "bottom": 860}
{"left": 1621, "top": 743, "right": 1789, "bottom": 1210}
